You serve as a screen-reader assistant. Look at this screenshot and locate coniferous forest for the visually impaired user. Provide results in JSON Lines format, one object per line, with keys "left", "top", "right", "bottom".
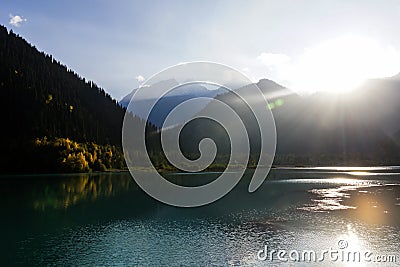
{"left": 0, "top": 24, "right": 158, "bottom": 173}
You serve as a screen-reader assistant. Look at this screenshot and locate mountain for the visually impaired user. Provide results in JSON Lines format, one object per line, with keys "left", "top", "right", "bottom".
{"left": 0, "top": 25, "right": 155, "bottom": 173}
{"left": 352, "top": 76, "right": 400, "bottom": 135}
{"left": 120, "top": 80, "right": 227, "bottom": 128}
{"left": 120, "top": 78, "right": 294, "bottom": 128}
{"left": 395, "top": 130, "right": 400, "bottom": 146}
{"left": 5, "top": 21, "right": 397, "bottom": 172}
{"left": 0, "top": 25, "right": 129, "bottom": 144}
{"left": 177, "top": 77, "right": 400, "bottom": 166}
{"left": 120, "top": 79, "right": 179, "bottom": 107}
{"left": 121, "top": 71, "right": 400, "bottom": 166}
{"left": 387, "top": 72, "right": 400, "bottom": 81}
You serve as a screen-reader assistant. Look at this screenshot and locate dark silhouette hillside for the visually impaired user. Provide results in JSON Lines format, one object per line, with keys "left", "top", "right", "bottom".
{"left": 0, "top": 25, "right": 157, "bottom": 173}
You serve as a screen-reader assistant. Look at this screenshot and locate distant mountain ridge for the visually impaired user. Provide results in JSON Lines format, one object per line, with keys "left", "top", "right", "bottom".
{"left": 119, "top": 78, "right": 293, "bottom": 128}
{"left": 120, "top": 69, "right": 400, "bottom": 165}
{"left": 120, "top": 80, "right": 228, "bottom": 127}
{"left": 176, "top": 74, "right": 400, "bottom": 165}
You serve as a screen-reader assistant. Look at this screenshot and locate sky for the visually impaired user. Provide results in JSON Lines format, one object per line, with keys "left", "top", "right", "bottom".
{"left": 2, "top": 0, "right": 400, "bottom": 99}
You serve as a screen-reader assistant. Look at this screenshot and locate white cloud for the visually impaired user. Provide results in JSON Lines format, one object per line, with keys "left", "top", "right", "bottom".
{"left": 249, "top": 52, "right": 292, "bottom": 85}
{"left": 257, "top": 52, "right": 291, "bottom": 69}
{"left": 9, "top": 14, "right": 27, "bottom": 27}
{"left": 239, "top": 67, "right": 258, "bottom": 82}
{"left": 135, "top": 75, "right": 145, "bottom": 83}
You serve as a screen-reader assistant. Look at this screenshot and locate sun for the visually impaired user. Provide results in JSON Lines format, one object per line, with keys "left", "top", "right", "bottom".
{"left": 288, "top": 34, "right": 400, "bottom": 94}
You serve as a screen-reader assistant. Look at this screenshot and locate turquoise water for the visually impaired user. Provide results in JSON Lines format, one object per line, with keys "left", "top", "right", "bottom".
{"left": 1, "top": 168, "right": 399, "bottom": 266}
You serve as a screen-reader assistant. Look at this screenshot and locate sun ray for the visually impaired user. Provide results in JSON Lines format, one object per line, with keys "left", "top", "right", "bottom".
{"left": 287, "top": 34, "right": 400, "bottom": 94}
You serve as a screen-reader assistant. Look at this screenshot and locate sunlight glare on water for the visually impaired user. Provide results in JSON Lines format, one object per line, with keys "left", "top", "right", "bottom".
{"left": 1, "top": 168, "right": 399, "bottom": 266}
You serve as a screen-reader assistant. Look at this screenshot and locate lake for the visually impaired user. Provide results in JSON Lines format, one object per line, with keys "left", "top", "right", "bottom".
{"left": 1, "top": 168, "right": 399, "bottom": 266}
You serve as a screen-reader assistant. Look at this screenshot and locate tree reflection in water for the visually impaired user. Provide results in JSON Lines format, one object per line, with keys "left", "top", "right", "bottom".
{"left": 32, "top": 173, "right": 132, "bottom": 210}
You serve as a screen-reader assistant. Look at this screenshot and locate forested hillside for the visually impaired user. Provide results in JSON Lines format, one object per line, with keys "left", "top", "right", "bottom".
{"left": 179, "top": 79, "right": 400, "bottom": 166}
{"left": 0, "top": 25, "right": 156, "bottom": 173}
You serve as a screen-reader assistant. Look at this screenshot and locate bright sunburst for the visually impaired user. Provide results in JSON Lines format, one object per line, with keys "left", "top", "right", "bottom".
{"left": 288, "top": 34, "right": 400, "bottom": 94}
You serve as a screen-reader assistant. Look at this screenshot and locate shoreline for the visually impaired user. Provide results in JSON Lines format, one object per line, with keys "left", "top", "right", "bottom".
{"left": 1, "top": 165, "right": 400, "bottom": 177}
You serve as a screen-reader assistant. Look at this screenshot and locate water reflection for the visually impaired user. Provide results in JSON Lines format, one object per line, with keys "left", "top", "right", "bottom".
{"left": 31, "top": 173, "right": 133, "bottom": 210}
{"left": 0, "top": 168, "right": 399, "bottom": 266}
{"left": 336, "top": 224, "right": 365, "bottom": 267}
{"left": 297, "top": 177, "right": 400, "bottom": 227}
{"left": 298, "top": 179, "right": 376, "bottom": 212}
